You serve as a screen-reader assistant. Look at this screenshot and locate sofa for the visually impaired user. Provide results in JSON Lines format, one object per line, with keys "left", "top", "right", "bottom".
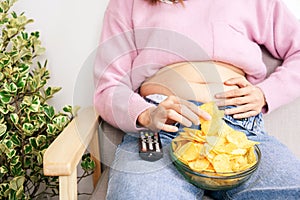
{"left": 89, "top": 46, "right": 300, "bottom": 199}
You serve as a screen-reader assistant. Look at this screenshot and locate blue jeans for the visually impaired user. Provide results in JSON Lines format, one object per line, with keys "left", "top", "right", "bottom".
{"left": 106, "top": 102, "right": 300, "bottom": 200}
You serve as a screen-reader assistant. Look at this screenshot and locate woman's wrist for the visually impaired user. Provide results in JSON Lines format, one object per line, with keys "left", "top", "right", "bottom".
{"left": 137, "top": 107, "right": 155, "bottom": 127}
{"left": 256, "top": 86, "right": 268, "bottom": 113}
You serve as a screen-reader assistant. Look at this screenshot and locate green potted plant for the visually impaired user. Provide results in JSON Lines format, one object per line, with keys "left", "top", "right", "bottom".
{"left": 0, "top": 0, "right": 95, "bottom": 199}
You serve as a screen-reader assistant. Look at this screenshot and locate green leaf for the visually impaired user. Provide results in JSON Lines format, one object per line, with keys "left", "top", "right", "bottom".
{"left": 23, "top": 156, "right": 32, "bottom": 168}
{"left": 6, "top": 149, "right": 16, "bottom": 159}
{"left": 45, "top": 86, "right": 61, "bottom": 98}
{"left": 0, "top": 123, "right": 7, "bottom": 137}
{"left": 0, "top": 166, "right": 8, "bottom": 174}
{"left": 10, "top": 162, "right": 23, "bottom": 177}
{"left": 46, "top": 124, "right": 56, "bottom": 135}
{"left": 15, "top": 187, "right": 23, "bottom": 200}
{"left": 5, "top": 140, "right": 13, "bottom": 149}
{"left": 0, "top": 106, "right": 9, "bottom": 114}
{"left": 52, "top": 115, "right": 69, "bottom": 130}
{"left": 0, "top": 91, "right": 12, "bottom": 104}
{"left": 10, "top": 113, "right": 18, "bottom": 124}
{"left": 4, "top": 82, "right": 17, "bottom": 93}
{"left": 7, "top": 27, "right": 17, "bottom": 37}
{"left": 18, "top": 64, "right": 30, "bottom": 74}
{"left": 11, "top": 134, "right": 20, "bottom": 146}
{"left": 11, "top": 11, "right": 17, "bottom": 18}
{"left": 16, "top": 78, "right": 26, "bottom": 88}
{"left": 37, "top": 113, "right": 46, "bottom": 124}
{"left": 23, "top": 144, "right": 32, "bottom": 154}
{"left": 28, "top": 96, "right": 40, "bottom": 112}
{"left": 0, "top": 166, "right": 8, "bottom": 180}
{"left": 36, "top": 135, "right": 46, "bottom": 147}
{"left": 0, "top": 183, "right": 9, "bottom": 197}
{"left": 81, "top": 154, "right": 96, "bottom": 172}
{"left": 7, "top": 104, "right": 15, "bottom": 112}
{"left": 62, "top": 105, "right": 72, "bottom": 113}
{"left": 43, "top": 105, "right": 55, "bottom": 119}
{"left": 8, "top": 190, "right": 17, "bottom": 200}
{"left": 9, "top": 176, "right": 25, "bottom": 191}
{"left": 34, "top": 46, "right": 45, "bottom": 56}
{"left": 36, "top": 152, "right": 42, "bottom": 165}
{"left": 10, "top": 155, "right": 20, "bottom": 165}
{"left": 20, "top": 96, "right": 31, "bottom": 107}
{"left": 29, "top": 137, "right": 37, "bottom": 149}
{"left": 21, "top": 31, "right": 28, "bottom": 40}
{"left": 22, "top": 123, "right": 34, "bottom": 134}
{"left": 29, "top": 174, "right": 39, "bottom": 182}
{"left": 0, "top": 143, "right": 8, "bottom": 154}
{"left": 1, "top": 95, "right": 11, "bottom": 104}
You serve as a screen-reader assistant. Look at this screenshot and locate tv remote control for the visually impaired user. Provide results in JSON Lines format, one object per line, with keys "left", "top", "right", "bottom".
{"left": 139, "top": 130, "right": 163, "bottom": 161}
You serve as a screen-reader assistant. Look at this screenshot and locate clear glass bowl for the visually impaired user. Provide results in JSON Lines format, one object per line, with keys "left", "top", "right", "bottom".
{"left": 170, "top": 145, "right": 261, "bottom": 191}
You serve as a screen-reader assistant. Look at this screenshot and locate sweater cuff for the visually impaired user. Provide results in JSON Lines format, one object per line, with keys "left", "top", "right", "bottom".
{"left": 256, "top": 81, "right": 277, "bottom": 114}
{"left": 125, "top": 93, "right": 156, "bottom": 132}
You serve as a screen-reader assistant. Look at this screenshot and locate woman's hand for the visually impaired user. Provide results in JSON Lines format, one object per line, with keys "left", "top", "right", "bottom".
{"left": 215, "top": 77, "right": 266, "bottom": 119}
{"left": 138, "top": 95, "right": 211, "bottom": 132}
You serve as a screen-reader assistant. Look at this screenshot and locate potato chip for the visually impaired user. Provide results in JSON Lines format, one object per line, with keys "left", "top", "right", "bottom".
{"left": 226, "top": 130, "right": 248, "bottom": 148}
{"left": 188, "top": 158, "right": 210, "bottom": 171}
{"left": 171, "top": 141, "right": 177, "bottom": 152}
{"left": 246, "top": 146, "right": 257, "bottom": 164}
{"left": 231, "top": 148, "right": 247, "bottom": 155}
{"left": 241, "top": 140, "right": 260, "bottom": 149}
{"left": 206, "top": 164, "right": 215, "bottom": 172}
{"left": 176, "top": 142, "right": 203, "bottom": 161}
{"left": 172, "top": 102, "right": 259, "bottom": 175}
{"left": 206, "top": 136, "right": 226, "bottom": 147}
{"left": 172, "top": 139, "right": 189, "bottom": 152}
{"left": 183, "top": 128, "right": 206, "bottom": 143}
{"left": 199, "top": 102, "right": 224, "bottom": 136}
{"left": 212, "top": 154, "right": 232, "bottom": 173}
{"left": 205, "top": 151, "right": 217, "bottom": 163}
{"left": 183, "top": 127, "right": 205, "bottom": 137}
{"left": 231, "top": 156, "right": 247, "bottom": 171}
{"left": 218, "top": 121, "right": 234, "bottom": 136}
{"left": 213, "top": 142, "right": 237, "bottom": 154}
{"left": 200, "top": 143, "right": 213, "bottom": 156}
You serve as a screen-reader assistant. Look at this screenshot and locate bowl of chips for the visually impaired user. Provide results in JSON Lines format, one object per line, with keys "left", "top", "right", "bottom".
{"left": 170, "top": 102, "right": 261, "bottom": 190}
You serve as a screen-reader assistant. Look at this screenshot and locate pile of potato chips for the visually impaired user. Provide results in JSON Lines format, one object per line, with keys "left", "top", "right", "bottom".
{"left": 172, "top": 102, "right": 259, "bottom": 174}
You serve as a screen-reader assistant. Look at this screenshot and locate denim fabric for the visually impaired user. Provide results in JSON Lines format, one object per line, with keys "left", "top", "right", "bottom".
{"left": 106, "top": 101, "right": 300, "bottom": 200}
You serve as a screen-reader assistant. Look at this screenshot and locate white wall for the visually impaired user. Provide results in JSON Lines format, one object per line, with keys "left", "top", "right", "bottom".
{"left": 14, "top": 0, "right": 110, "bottom": 111}
{"left": 13, "top": 0, "right": 300, "bottom": 111}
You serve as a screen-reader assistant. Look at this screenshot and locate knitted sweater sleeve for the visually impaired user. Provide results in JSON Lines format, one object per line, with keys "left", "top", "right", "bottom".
{"left": 256, "top": 0, "right": 300, "bottom": 113}
{"left": 93, "top": 0, "right": 154, "bottom": 132}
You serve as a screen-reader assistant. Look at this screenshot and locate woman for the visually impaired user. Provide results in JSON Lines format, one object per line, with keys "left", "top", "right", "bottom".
{"left": 94, "top": 0, "right": 300, "bottom": 199}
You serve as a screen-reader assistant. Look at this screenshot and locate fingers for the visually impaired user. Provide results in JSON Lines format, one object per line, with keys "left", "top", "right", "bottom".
{"left": 215, "top": 87, "right": 250, "bottom": 100}
{"left": 155, "top": 121, "right": 179, "bottom": 133}
{"left": 215, "top": 77, "right": 266, "bottom": 118}
{"left": 159, "top": 97, "right": 198, "bottom": 127}
{"left": 165, "top": 109, "right": 193, "bottom": 127}
{"left": 178, "top": 98, "right": 212, "bottom": 120}
{"left": 222, "top": 104, "right": 261, "bottom": 118}
{"left": 223, "top": 77, "right": 250, "bottom": 87}
{"left": 142, "top": 95, "right": 211, "bottom": 132}
{"left": 161, "top": 96, "right": 211, "bottom": 124}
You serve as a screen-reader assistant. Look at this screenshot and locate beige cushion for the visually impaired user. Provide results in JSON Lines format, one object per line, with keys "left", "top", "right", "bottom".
{"left": 261, "top": 46, "right": 300, "bottom": 159}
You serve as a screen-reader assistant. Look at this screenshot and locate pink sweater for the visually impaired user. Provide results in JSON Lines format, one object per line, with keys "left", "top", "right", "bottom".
{"left": 94, "top": 0, "right": 300, "bottom": 132}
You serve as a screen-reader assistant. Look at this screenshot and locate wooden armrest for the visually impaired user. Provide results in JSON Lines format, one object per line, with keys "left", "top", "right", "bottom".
{"left": 43, "top": 106, "right": 99, "bottom": 176}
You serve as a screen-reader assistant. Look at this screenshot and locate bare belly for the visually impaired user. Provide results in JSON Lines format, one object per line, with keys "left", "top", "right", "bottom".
{"left": 140, "top": 61, "right": 245, "bottom": 102}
